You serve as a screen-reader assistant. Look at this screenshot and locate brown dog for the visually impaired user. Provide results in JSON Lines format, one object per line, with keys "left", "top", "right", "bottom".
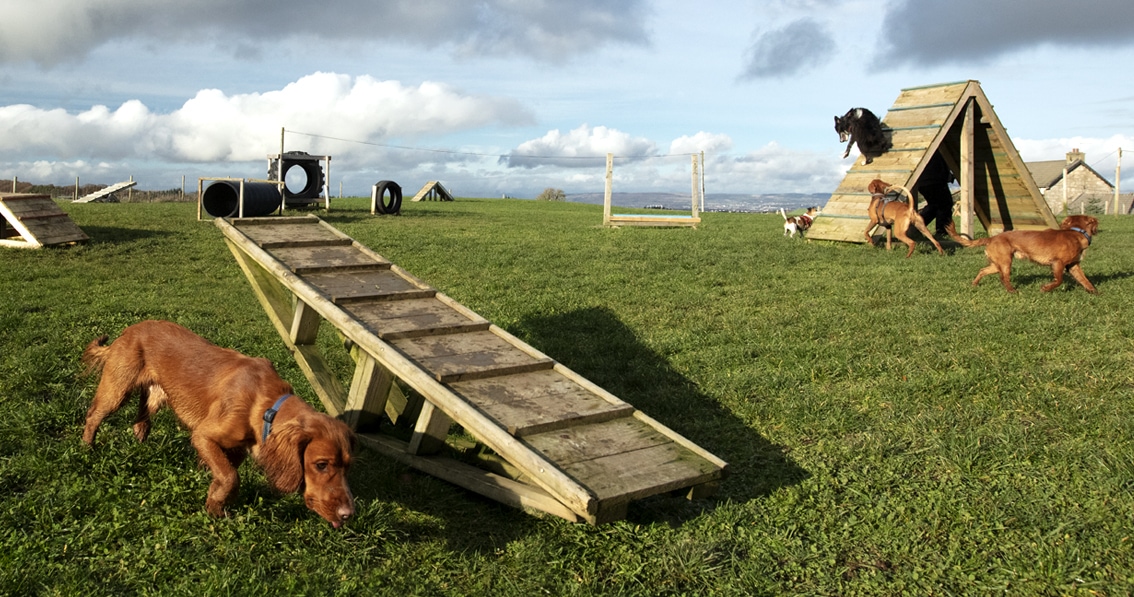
{"left": 82, "top": 320, "right": 356, "bottom": 527}
{"left": 946, "top": 215, "right": 1099, "bottom": 293}
{"left": 864, "top": 179, "right": 944, "bottom": 258}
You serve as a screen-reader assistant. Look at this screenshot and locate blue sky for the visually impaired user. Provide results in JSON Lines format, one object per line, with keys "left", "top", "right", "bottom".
{"left": 1, "top": 0, "right": 1132, "bottom": 199}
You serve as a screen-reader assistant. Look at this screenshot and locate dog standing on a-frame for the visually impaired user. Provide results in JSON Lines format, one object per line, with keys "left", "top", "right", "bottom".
{"left": 834, "top": 107, "right": 890, "bottom": 164}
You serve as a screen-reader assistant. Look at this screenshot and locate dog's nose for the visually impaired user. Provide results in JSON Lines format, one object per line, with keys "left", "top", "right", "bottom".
{"left": 338, "top": 503, "right": 354, "bottom": 522}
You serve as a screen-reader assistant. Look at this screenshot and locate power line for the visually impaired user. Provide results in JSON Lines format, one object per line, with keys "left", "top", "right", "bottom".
{"left": 285, "top": 129, "right": 699, "bottom": 162}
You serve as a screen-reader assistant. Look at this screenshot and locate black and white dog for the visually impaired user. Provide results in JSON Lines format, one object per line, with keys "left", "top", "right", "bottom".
{"left": 834, "top": 107, "right": 890, "bottom": 164}
{"left": 781, "top": 206, "right": 819, "bottom": 239}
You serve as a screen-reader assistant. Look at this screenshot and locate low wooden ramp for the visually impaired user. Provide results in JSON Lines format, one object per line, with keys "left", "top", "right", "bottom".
{"left": 217, "top": 215, "right": 726, "bottom": 523}
{"left": 411, "top": 181, "right": 454, "bottom": 202}
{"left": 0, "top": 194, "right": 89, "bottom": 249}
{"left": 74, "top": 180, "right": 137, "bottom": 203}
{"left": 808, "top": 80, "right": 1057, "bottom": 243}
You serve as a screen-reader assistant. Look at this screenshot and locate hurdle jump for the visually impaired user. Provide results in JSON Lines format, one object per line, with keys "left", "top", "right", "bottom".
{"left": 603, "top": 153, "right": 702, "bottom": 228}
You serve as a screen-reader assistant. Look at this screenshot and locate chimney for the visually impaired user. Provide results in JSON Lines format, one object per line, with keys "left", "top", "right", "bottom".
{"left": 1066, "top": 148, "right": 1085, "bottom": 164}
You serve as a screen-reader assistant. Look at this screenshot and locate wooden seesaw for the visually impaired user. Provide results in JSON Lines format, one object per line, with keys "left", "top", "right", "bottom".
{"left": 216, "top": 215, "right": 727, "bottom": 524}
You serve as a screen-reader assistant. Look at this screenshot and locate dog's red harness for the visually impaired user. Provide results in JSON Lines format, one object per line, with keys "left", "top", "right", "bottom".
{"left": 796, "top": 214, "right": 813, "bottom": 230}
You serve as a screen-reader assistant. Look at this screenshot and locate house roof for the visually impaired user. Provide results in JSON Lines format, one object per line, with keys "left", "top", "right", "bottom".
{"left": 1025, "top": 159, "right": 1114, "bottom": 190}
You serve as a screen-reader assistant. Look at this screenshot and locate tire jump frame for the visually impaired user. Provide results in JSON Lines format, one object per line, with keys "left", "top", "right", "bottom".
{"left": 216, "top": 215, "right": 727, "bottom": 524}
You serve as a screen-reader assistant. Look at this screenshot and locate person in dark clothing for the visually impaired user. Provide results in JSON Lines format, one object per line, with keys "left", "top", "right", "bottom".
{"left": 917, "top": 152, "right": 955, "bottom": 236}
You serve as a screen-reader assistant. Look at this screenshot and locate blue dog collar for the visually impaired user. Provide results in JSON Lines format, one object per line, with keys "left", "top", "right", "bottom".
{"left": 261, "top": 394, "right": 293, "bottom": 443}
{"left": 1070, "top": 226, "right": 1092, "bottom": 246}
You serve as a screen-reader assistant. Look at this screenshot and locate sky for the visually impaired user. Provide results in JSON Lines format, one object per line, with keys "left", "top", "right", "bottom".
{"left": 1, "top": 0, "right": 1132, "bottom": 200}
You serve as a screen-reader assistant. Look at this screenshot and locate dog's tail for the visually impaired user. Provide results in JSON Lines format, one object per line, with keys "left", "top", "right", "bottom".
{"left": 780, "top": 208, "right": 788, "bottom": 221}
{"left": 944, "top": 222, "right": 989, "bottom": 248}
{"left": 81, "top": 335, "right": 112, "bottom": 377}
{"left": 883, "top": 184, "right": 916, "bottom": 212}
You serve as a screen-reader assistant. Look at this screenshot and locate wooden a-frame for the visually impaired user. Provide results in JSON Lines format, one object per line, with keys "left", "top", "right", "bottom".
{"left": 216, "top": 215, "right": 727, "bottom": 524}
{"left": 411, "top": 181, "right": 454, "bottom": 202}
{"left": 808, "top": 80, "right": 1058, "bottom": 243}
{"left": 0, "top": 193, "right": 89, "bottom": 249}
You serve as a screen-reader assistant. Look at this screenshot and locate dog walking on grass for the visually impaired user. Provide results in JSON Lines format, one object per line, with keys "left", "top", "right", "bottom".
{"left": 82, "top": 320, "right": 356, "bottom": 527}
{"left": 946, "top": 215, "right": 1099, "bottom": 293}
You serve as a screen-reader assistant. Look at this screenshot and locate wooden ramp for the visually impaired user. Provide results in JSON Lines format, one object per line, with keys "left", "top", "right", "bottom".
{"left": 808, "top": 80, "right": 1057, "bottom": 243}
{"left": 217, "top": 215, "right": 727, "bottom": 524}
{"left": 411, "top": 181, "right": 454, "bottom": 202}
{"left": 74, "top": 180, "right": 137, "bottom": 203}
{"left": 0, "top": 194, "right": 89, "bottom": 249}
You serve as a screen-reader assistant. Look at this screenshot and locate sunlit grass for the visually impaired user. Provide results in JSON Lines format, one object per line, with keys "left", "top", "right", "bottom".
{"left": 2, "top": 198, "right": 1132, "bottom": 595}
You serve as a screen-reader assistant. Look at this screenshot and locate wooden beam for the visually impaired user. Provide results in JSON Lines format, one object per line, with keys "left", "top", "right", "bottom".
{"left": 408, "top": 400, "right": 453, "bottom": 455}
{"left": 603, "top": 153, "right": 613, "bottom": 226}
{"left": 960, "top": 99, "right": 975, "bottom": 237}
{"left": 342, "top": 349, "right": 395, "bottom": 430}
{"left": 357, "top": 432, "right": 583, "bottom": 523}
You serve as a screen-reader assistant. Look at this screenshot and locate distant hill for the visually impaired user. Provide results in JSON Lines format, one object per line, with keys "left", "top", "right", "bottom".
{"left": 565, "top": 192, "right": 829, "bottom": 213}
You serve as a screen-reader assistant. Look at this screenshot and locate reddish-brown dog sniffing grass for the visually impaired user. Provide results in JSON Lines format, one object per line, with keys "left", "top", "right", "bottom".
{"left": 946, "top": 215, "right": 1100, "bottom": 294}
{"left": 82, "top": 320, "right": 356, "bottom": 527}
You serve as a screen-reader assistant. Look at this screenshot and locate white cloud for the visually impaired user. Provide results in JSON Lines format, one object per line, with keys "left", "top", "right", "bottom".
{"left": 1015, "top": 135, "right": 1132, "bottom": 181}
{"left": 707, "top": 142, "right": 845, "bottom": 192}
{"left": 0, "top": 73, "right": 532, "bottom": 164}
{"left": 502, "top": 124, "right": 658, "bottom": 169}
{"left": 669, "top": 132, "right": 734, "bottom": 155}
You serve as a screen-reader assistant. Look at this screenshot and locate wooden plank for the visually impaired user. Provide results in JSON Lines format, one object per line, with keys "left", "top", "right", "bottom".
{"left": 237, "top": 221, "right": 353, "bottom": 249}
{"left": 560, "top": 442, "right": 723, "bottom": 505}
{"left": 345, "top": 297, "right": 489, "bottom": 340}
{"left": 0, "top": 195, "right": 87, "bottom": 247}
{"left": 891, "top": 82, "right": 969, "bottom": 108}
{"left": 524, "top": 418, "right": 723, "bottom": 502}
{"left": 391, "top": 330, "right": 556, "bottom": 383}
{"left": 303, "top": 268, "right": 435, "bottom": 303}
{"left": 881, "top": 106, "right": 954, "bottom": 129}
{"left": 806, "top": 218, "right": 872, "bottom": 243}
{"left": 342, "top": 350, "right": 394, "bottom": 430}
{"left": 223, "top": 241, "right": 297, "bottom": 340}
{"left": 292, "top": 343, "right": 348, "bottom": 416}
{"left": 524, "top": 418, "right": 672, "bottom": 465}
{"left": 449, "top": 369, "right": 636, "bottom": 437}
{"left": 608, "top": 215, "right": 700, "bottom": 226}
{"left": 270, "top": 244, "right": 391, "bottom": 273}
{"left": 408, "top": 400, "right": 453, "bottom": 455}
{"left": 356, "top": 432, "right": 583, "bottom": 523}
{"left": 290, "top": 299, "right": 322, "bottom": 345}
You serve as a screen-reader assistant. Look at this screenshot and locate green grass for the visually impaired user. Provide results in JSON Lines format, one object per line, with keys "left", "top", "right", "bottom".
{"left": 3, "top": 198, "right": 1134, "bottom": 595}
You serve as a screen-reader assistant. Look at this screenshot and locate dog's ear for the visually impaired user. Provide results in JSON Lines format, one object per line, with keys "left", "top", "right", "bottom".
{"left": 259, "top": 418, "right": 311, "bottom": 493}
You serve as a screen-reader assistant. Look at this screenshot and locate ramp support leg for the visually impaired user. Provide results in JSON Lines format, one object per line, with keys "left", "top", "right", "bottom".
{"left": 409, "top": 400, "right": 453, "bottom": 455}
{"left": 343, "top": 350, "right": 395, "bottom": 430}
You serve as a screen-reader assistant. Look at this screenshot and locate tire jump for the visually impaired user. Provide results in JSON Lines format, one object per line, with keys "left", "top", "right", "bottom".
{"left": 371, "top": 180, "right": 402, "bottom": 215}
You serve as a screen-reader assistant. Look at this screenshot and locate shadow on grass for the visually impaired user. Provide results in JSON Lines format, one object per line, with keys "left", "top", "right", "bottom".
{"left": 78, "top": 225, "right": 166, "bottom": 244}
{"left": 510, "top": 306, "right": 809, "bottom": 526}
{"left": 985, "top": 267, "right": 1132, "bottom": 292}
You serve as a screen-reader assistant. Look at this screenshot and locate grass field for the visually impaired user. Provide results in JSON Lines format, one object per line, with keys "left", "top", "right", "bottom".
{"left": 2, "top": 197, "right": 1133, "bottom": 595}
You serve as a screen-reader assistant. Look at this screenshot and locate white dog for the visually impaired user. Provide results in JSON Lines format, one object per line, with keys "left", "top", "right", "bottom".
{"left": 781, "top": 207, "right": 820, "bottom": 238}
